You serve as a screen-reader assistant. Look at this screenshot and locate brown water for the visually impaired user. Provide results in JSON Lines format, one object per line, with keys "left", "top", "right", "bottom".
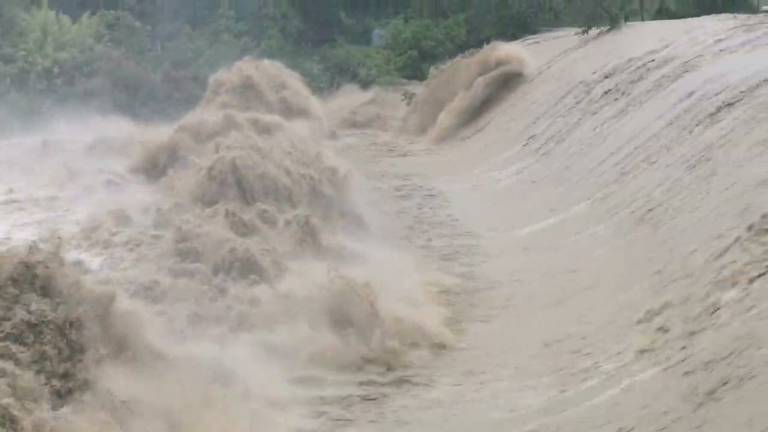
{"left": 3, "top": 14, "right": 768, "bottom": 432}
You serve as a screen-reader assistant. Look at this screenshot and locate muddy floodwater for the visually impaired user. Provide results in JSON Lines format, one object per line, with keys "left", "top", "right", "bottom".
{"left": 2, "top": 13, "right": 768, "bottom": 432}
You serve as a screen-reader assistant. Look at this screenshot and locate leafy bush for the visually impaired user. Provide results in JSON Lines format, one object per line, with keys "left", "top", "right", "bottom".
{"left": 655, "top": 0, "right": 757, "bottom": 18}
{"left": 0, "top": 0, "right": 28, "bottom": 37}
{"left": 465, "top": 0, "right": 541, "bottom": 45}
{"left": 384, "top": 16, "right": 467, "bottom": 80}
{"left": 6, "top": 8, "right": 102, "bottom": 91}
{"left": 3, "top": 0, "right": 754, "bottom": 122}
{"left": 97, "top": 12, "right": 248, "bottom": 118}
{"left": 318, "top": 44, "right": 397, "bottom": 89}
{"left": 0, "top": 6, "right": 254, "bottom": 120}
{"left": 96, "top": 10, "right": 151, "bottom": 58}
{"left": 569, "top": 0, "right": 625, "bottom": 33}
{"left": 654, "top": 0, "right": 690, "bottom": 18}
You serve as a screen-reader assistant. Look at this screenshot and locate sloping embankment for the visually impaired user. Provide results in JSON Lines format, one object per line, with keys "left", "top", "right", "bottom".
{"left": 346, "top": 13, "right": 768, "bottom": 432}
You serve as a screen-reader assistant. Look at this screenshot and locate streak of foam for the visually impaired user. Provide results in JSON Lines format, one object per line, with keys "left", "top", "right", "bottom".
{"left": 516, "top": 200, "right": 592, "bottom": 236}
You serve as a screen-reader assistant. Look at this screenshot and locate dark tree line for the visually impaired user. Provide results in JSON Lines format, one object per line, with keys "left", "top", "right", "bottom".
{"left": 0, "top": 0, "right": 758, "bottom": 122}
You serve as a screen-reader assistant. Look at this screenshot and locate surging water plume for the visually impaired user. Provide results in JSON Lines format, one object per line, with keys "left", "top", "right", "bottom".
{"left": 403, "top": 42, "right": 531, "bottom": 142}
{"left": 0, "top": 57, "right": 453, "bottom": 431}
{"left": 0, "top": 244, "right": 117, "bottom": 431}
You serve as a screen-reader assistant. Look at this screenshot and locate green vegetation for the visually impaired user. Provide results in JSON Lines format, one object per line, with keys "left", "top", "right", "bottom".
{"left": 0, "top": 0, "right": 758, "bottom": 121}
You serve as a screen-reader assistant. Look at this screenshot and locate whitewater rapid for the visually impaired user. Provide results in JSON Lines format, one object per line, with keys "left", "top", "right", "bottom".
{"left": 0, "top": 57, "right": 465, "bottom": 431}
{"left": 4, "top": 13, "right": 768, "bottom": 432}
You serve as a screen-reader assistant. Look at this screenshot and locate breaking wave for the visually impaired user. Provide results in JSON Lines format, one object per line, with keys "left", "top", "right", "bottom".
{"left": 403, "top": 42, "right": 531, "bottom": 142}
{"left": 0, "top": 58, "right": 453, "bottom": 431}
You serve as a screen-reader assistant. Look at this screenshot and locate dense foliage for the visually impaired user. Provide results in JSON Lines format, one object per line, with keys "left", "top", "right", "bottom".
{"left": 0, "top": 0, "right": 758, "bottom": 121}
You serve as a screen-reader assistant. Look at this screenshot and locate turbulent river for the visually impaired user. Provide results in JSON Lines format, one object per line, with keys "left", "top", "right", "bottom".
{"left": 3, "top": 14, "right": 768, "bottom": 432}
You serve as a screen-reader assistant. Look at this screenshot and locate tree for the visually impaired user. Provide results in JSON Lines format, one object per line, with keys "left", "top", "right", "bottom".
{"left": 570, "top": 0, "right": 623, "bottom": 32}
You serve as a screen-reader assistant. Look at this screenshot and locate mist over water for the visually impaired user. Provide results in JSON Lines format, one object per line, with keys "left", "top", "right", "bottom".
{"left": 6, "top": 13, "right": 768, "bottom": 432}
{"left": 0, "top": 56, "right": 471, "bottom": 431}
